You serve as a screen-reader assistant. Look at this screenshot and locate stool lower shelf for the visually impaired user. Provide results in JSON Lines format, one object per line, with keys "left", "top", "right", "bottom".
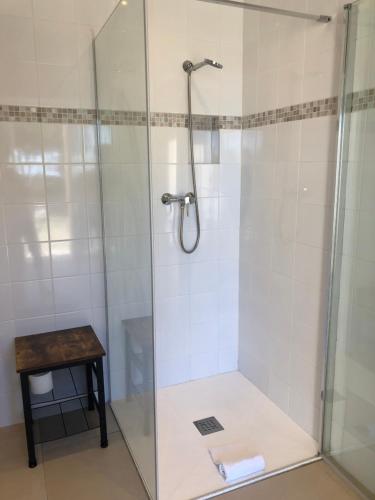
{"left": 33, "top": 396, "right": 100, "bottom": 444}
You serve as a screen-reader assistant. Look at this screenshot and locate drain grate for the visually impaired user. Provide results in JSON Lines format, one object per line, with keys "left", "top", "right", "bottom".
{"left": 193, "top": 416, "right": 224, "bottom": 436}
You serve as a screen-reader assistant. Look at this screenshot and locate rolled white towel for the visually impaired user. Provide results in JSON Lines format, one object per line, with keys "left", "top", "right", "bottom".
{"left": 209, "top": 443, "right": 266, "bottom": 483}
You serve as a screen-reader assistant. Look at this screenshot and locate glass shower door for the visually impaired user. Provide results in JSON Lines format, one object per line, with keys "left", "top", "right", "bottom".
{"left": 95, "top": 1, "right": 156, "bottom": 498}
{"left": 323, "top": 0, "right": 375, "bottom": 497}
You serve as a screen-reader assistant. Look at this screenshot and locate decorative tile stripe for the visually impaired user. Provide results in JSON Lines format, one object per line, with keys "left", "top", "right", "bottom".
{"left": 99, "top": 110, "right": 147, "bottom": 125}
{"left": 0, "top": 89, "right": 374, "bottom": 128}
{"left": 242, "top": 97, "right": 338, "bottom": 129}
{"left": 150, "top": 112, "right": 242, "bottom": 130}
{"left": 349, "top": 88, "right": 375, "bottom": 112}
{"left": 213, "top": 115, "right": 242, "bottom": 130}
{"left": 0, "top": 105, "right": 97, "bottom": 124}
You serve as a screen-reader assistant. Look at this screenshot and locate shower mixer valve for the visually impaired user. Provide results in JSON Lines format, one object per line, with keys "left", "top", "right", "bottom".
{"left": 161, "top": 192, "right": 195, "bottom": 216}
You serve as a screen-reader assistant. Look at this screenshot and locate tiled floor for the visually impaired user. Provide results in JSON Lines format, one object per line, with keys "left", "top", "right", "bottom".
{"left": 0, "top": 416, "right": 361, "bottom": 500}
{"left": 157, "top": 372, "right": 318, "bottom": 500}
{"left": 0, "top": 406, "right": 148, "bottom": 500}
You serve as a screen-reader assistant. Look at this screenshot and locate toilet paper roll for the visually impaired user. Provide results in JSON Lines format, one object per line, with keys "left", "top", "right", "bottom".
{"left": 29, "top": 371, "right": 53, "bottom": 395}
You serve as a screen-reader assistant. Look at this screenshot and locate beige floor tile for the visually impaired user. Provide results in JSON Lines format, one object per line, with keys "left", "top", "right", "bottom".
{"left": 0, "top": 424, "right": 47, "bottom": 500}
{"left": 220, "top": 462, "right": 361, "bottom": 500}
{"left": 41, "top": 430, "right": 148, "bottom": 500}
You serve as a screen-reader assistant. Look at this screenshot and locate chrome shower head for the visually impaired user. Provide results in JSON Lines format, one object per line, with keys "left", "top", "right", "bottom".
{"left": 203, "top": 58, "right": 223, "bottom": 69}
{"left": 183, "top": 58, "right": 223, "bottom": 73}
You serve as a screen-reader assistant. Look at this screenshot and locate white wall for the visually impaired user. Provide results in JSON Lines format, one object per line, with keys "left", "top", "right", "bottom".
{"left": 148, "top": 0, "right": 243, "bottom": 116}
{"left": 0, "top": 0, "right": 118, "bottom": 427}
{"left": 151, "top": 128, "right": 241, "bottom": 386}
{"left": 239, "top": 0, "right": 347, "bottom": 439}
{"left": 147, "top": 0, "right": 243, "bottom": 387}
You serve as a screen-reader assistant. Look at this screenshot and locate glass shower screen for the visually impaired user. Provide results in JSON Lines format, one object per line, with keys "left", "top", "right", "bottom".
{"left": 323, "top": 0, "right": 375, "bottom": 497}
{"left": 94, "top": 1, "right": 156, "bottom": 498}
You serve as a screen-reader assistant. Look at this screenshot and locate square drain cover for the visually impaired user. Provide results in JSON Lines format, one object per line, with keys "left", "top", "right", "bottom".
{"left": 193, "top": 416, "right": 224, "bottom": 436}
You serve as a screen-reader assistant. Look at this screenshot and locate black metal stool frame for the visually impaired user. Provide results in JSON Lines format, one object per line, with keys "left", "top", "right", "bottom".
{"left": 20, "top": 357, "right": 107, "bottom": 468}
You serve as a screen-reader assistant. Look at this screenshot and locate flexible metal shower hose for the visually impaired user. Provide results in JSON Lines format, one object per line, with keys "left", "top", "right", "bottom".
{"left": 179, "top": 72, "right": 200, "bottom": 254}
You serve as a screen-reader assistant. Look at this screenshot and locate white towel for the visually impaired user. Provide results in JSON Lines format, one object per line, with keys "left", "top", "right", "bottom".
{"left": 209, "top": 443, "right": 266, "bottom": 483}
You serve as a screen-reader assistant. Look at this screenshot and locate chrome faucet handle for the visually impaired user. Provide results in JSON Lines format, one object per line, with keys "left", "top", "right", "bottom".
{"left": 184, "top": 192, "right": 195, "bottom": 217}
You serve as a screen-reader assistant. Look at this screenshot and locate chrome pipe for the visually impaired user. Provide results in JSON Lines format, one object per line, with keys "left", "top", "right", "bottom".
{"left": 197, "top": 0, "right": 332, "bottom": 23}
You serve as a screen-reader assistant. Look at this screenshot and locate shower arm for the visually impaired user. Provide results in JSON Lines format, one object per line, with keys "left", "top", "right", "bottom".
{"left": 197, "top": 0, "right": 332, "bottom": 23}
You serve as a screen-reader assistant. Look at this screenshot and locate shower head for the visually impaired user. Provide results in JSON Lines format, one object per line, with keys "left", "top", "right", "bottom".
{"left": 183, "top": 58, "right": 223, "bottom": 74}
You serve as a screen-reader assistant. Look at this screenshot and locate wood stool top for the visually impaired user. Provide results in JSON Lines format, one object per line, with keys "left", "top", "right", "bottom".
{"left": 15, "top": 326, "right": 105, "bottom": 373}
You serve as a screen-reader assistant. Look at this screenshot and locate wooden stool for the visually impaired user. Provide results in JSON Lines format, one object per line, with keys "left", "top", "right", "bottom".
{"left": 15, "top": 326, "right": 108, "bottom": 468}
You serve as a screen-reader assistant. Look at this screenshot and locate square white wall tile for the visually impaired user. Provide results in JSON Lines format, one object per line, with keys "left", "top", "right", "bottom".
{"left": 300, "top": 117, "right": 337, "bottom": 163}
{"left": 48, "top": 203, "right": 88, "bottom": 240}
{"left": 8, "top": 242, "right": 51, "bottom": 281}
{"left": 0, "top": 16, "right": 36, "bottom": 63}
{"left": 151, "top": 127, "right": 189, "bottom": 165}
{"left": 12, "top": 279, "right": 54, "bottom": 319}
{"left": 38, "top": 64, "right": 80, "bottom": 108}
{"left": 4, "top": 204, "right": 48, "bottom": 243}
{"left": 51, "top": 239, "right": 90, "bottom": 277}
{"left": 1, "top": 165, "right": 45, "bottom": 204}
{"left": 0, "top": 60, "right": 39, "bottom": 107}
{"left": 220, "top": 130, "right": 242, "bottom": 164}
{"left": 0, "top": 123, "right": 43, "bottom": 164}
{"left": 190, "top": 351, "right": 219, "bottom": 380}
{"left": 42, "top": 123, "right": 83, "bottom": 164}
{"left": 35, "top": 19, "right": 78, "bottom": 66}
{"left": 45, "top": 164, "right": 85, "bottom": 203}
{"left": 54, "top": 275, "right": 91, "bottom": 313}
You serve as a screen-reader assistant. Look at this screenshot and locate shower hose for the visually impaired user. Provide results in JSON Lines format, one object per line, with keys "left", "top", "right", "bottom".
{"left": 179, "top": 71, "right": 200, "bottom": 254}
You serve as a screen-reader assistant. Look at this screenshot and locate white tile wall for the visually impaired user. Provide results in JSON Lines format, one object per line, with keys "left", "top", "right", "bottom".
{"left": 0, "top": 0, "right": 118, "bottom": 108}
{"left": 239, "top": 116, "right": 338, "bottom": 439}
{"left": 147, "top": 0, "right": 243, "bottom": 389}
{"left": 151, "top": 128, "right": 241, "bottom": 388}
{"left": 148, "top": 0, "right": 243, "bottom": 115}
{"left": 0, "top": 0, "right": 118, "bottom": 426}
{"left": 0, "top": 122, "right": 106, "bottom": 426}
{"left": 243, "top": 0, "right": 347, "bottom": 115}
{"left": 239, "top": 0, "right": 348, "bottom": 439}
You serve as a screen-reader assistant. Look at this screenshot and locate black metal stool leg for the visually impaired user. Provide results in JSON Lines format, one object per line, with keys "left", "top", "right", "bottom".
{"left": 96, "top": 358, "right": 108, "bottom": 448}
{"left": 86, "top": 362, "right": 95, "bottom": 411}
{"left": 20, "top": 373, "right": 37, "bottom": 468}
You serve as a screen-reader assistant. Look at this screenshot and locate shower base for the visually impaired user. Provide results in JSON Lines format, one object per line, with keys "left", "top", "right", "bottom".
{"left": 157, "top": 371, "right": 318, "bottom": 500}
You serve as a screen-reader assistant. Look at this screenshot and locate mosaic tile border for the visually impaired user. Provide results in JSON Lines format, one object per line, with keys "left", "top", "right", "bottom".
{"left": 242, "top": 97, "right": 338, "bottom": 129}
{"left": 0, "top": 105, "right": 97, "bottom": 124}
{"left": 348, "top": 88, "right": 375, "bottom": 113}
{"left": 150, "top": 112, "right": 242, "bottom": 130}
{"left": 0, "top": 88, "right": 374, "bottom": 129}
{"left": 99, "top": 110, "right": 147, "bottom": 126}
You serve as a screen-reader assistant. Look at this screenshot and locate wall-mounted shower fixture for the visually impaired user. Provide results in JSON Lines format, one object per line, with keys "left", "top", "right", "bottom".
{"left": 197, "top": 0, "right": 332, "bottom": 23}
{"left": 161, "top": 192, "right": 196, "bottom": 216}
{"left": 182, "top": 58, "right": 223, "bottom": 73}
{"left": 161, "top": 58, "right": 223, "bottom": 254}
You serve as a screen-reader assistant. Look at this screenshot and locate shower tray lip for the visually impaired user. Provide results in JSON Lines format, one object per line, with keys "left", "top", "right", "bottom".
{"left": 196, "top": 455, "right": 322, "bottom": 500}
